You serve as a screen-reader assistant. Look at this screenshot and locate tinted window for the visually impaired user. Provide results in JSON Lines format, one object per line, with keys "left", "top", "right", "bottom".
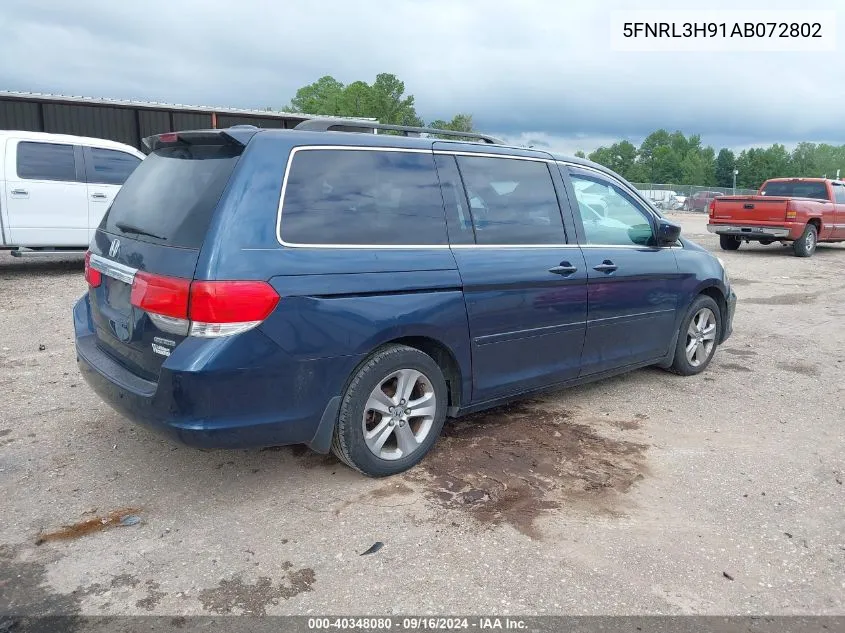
{"left": 433, "top": 154, "right": 474, "bottom": 244}
{"left": 833, "top": 185, "right": 845, "bottom": 204}
{"left": 455, "top": 156, "right": 565, "bottom": 245}
{"left": 16, "top": 141, "right": 77, "bottom": 182}
{"left": 104, "top": 144, "right": 240, "bottom": 249}
{"left": 760, "top": 181, "right": 830, "bottom": 200}
{"left": 87, "top": 148, "right": 142, "bottom": 185}
{"left": 281, "top": 149, "right": 447, "bottom": 245}
{"left": 570, "top": 174, "right": 654, "bottom": 246}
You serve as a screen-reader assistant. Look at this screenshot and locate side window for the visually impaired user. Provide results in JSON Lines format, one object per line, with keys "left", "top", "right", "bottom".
{"left": 569, "top": 173, "right": 655, "bottom": 246}
{"left": 87, "top": 148, "right": 142, "bottom": 185}
{"left": 833, "top": 184, "right": 845, "bottom": 204}
{"left": 281, "top": 149, "right": 447, "bottom": 245}
{"left": 433, "top": 154, "right": 474, "bottom": 244}
{"left": 454, "top": 156, "right": 565, "bottom": 245}
{"left": 16, "top": 141, "right": 77, "bottom": 182}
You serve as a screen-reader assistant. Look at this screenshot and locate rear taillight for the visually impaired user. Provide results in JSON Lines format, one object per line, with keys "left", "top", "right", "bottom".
{"left": 129, "top": 272, "right": 279, "bottom": 338}
{"left": 708, "top": 200, "right": 716, "bottom": 217}
{"left": 84, "top": 251, "right": 101, "bottom": 288}
{"left": 786, "top": 201, "right": 797, "bottom": 219}
{"left": 131, "top": 271, "right": 190, "bottom": 319}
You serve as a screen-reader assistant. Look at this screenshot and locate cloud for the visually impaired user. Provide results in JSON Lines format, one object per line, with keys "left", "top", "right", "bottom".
{"left": 1, "top": 0, "right": 842, "bottom": 153}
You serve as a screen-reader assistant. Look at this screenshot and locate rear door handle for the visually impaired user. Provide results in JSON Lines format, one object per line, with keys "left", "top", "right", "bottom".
{"left": 549, "top": 262, "right": 578, "bottom": 276}
{"left": 11, "top": 188, "right": 28, "bottom": 196}
{"left": 91, "top": 192, "right": 108, "bottom": 199}
{"left": 593, "top": 260, "right": 618, "bottom": 273}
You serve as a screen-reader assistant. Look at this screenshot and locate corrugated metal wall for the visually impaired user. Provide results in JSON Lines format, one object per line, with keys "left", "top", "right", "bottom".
{"left": 0, "top": 99, "right": 41, "bottom": 131}
{"left": 43, "top": 103, "right": 137, "bottom": 147}
{"left": 0, "top": 97, "right": 311, "bottom": 150}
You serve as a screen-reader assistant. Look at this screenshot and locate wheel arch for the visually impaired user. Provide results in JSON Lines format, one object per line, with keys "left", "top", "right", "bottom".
{"left": 696, "top": 283, "right": 728, "bottom": 342}
{"left": 386, "top": 336, "right": 465, "bottom": 412}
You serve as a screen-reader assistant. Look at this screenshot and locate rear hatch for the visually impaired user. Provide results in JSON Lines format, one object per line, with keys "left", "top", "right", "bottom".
{"left": 711, "top": 196, "right": 789, "bottom": 223}
{"left": 86, "top": 131, "right": 248, "bottom": 380}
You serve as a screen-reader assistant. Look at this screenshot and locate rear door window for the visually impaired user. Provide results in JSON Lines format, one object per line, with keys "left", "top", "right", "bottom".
{"left": 16, "top": 141, "right": 78, "bottom": 181}
{"left": 103, "top": 144, "right": 241, "bottom": 249}
{"left": 833, "top": 184, "right": 845, "bottom": 204}
{"left": 280, "top": 149, "right": 447, "bottom": 246}
{"left": 454, "top": 156, "right": 565, "bottom": 245}
{"left": 86, "top": 147, "right": 142, "bottom": 185}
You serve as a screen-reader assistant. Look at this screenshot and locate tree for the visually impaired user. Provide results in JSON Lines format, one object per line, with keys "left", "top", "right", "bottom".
{"left": 588, "top": 140, "right": 638, "bottom": 180}
{"left": 714, "top": 149, "right": 736, "bottom": 188}
{"left": 284, "top": 75, "right": 344, "bottom": 115}
{"left": 574, "top": 150, "right": 586, "bottom": 159}
{"left": 368, "top": 73, "right": 423, "bottom": 126}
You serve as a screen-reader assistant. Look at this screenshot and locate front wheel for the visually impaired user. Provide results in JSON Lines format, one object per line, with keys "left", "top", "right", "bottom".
{"left": 719, "top": 235, "right": 741, "bottom": 251}
{"left": 331, "top": 344, "right": 447, "bottom": 477}
{"left": 668, "top": 295, "right": 721, "bottom": 376}
{"left": 793, "top": 224, "right": 817, "bottom": 257}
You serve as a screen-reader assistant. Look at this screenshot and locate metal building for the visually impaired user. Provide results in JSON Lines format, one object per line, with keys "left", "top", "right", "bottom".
{"left": 0, "top": 91, "right": 369, "bottom": 151}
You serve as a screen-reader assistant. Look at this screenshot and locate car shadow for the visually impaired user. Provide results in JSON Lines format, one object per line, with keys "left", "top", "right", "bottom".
{"left": 0, "top": 254, "right": 84, "bottom": 276}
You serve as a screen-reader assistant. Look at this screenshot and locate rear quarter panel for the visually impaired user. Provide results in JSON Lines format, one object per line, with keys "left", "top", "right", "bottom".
{"left": 194, "top": 132, "right": 473, "bottom": 406}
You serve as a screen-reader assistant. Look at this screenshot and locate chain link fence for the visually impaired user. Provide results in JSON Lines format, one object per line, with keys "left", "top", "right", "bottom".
{"left": 630, "top": 182, "right": 758, "bottom": 211}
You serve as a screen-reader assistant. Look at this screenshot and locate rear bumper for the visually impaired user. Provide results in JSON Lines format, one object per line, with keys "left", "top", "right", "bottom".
{"left": 707, "top": 224, "right": 795, "bottom": 240}
{"left": 73, "top": 295, "right": 350, "bottom": 451}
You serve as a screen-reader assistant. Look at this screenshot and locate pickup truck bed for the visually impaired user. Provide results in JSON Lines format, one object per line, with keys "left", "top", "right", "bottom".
{"left": 707, "top": 178, "right": 845, "bottom": 257}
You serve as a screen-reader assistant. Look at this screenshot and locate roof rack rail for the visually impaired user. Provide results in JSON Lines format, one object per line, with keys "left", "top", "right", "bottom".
{"left": 294, "top": 118, "right": 504, "bottom": 145}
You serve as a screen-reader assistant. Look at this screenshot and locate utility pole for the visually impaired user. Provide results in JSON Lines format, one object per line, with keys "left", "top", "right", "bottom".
{"left": 733, "top": 169, "right": 738, "bottom": 194}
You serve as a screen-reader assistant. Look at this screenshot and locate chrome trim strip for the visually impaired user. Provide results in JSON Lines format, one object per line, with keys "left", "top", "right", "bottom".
{"left": 433, "top": 150, "right": 552, "bottom": 163}
{"left": 89, "top": 253, "right": 137, "bottom": 284}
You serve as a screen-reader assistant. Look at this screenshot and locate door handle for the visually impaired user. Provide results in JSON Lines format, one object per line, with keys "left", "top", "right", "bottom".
{"left": 593, "top": 260, "right": 618, "bottom": 273}
{"left": 91, "top": 192, "right": 108, "bottom": 199}
{"left": 11, "top": 188, "right": 28, "bottom": 196}
{"left": 549, "top": 262, "right": 578, "bottom": 275}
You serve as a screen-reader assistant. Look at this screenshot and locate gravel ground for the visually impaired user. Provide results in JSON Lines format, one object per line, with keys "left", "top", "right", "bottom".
{"left": 1, "top": 212, "right": 843, "bottom": 617}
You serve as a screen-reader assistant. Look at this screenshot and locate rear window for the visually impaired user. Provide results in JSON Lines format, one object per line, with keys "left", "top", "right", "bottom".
{"left": 17, "top": 141, "right": 77, "bottom": 182}
{"left": 760, "top": 181, "right": 830, "bottom": 200}
{"left": 280, "top": 149, "right": 447, "bottom": 246}
{"left": 103, "top": 145, "right": 240, "bottom": 249}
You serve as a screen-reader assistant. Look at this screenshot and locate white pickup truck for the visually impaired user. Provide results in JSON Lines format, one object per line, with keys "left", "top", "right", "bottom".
{"left": 0, "top": 131, "right": 144, "bottom": 256}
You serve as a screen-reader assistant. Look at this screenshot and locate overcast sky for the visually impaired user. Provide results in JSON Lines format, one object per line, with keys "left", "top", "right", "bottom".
{"left": 1, "top": 0, "right": 842, "bottom": 155}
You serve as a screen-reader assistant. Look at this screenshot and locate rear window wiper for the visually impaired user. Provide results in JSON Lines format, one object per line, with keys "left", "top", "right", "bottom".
{"left": 114, "top": 222, "right": 167, "bottom": 241}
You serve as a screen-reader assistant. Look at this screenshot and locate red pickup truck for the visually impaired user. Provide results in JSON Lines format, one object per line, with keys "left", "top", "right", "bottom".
{"left": 707, "top": 178, "right": 845, "bottom": 257}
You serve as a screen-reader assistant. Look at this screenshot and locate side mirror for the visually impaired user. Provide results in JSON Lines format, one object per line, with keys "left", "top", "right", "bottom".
{"left": 656, "top": 219, "right": 681, "bottom": 245}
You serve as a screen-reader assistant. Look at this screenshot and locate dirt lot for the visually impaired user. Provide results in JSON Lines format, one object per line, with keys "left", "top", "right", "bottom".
{"left": 1, "top": 212, "right": 843, "bottom": 617}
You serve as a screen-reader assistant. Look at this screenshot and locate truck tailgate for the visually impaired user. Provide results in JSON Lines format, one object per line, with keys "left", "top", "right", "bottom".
{"left": 712, "top": 196, "right": 787, "bottom": 223}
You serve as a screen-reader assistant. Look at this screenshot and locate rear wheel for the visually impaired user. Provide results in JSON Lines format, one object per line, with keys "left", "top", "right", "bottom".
{"left": 793, "top": 224, "right": 817, "bottom": 257}
{"left": 668, "top": 295, "right": 721, "bottom": 376}
{"left": 719, "top": 235, "right": 741, "bottom": 251}
{"left": 331, "top": 344, "right": 447, "bottom": 477}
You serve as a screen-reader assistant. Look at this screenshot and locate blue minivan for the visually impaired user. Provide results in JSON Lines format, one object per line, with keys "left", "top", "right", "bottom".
{"left": 74, "top": 120, "right": 736, "bottom": 477}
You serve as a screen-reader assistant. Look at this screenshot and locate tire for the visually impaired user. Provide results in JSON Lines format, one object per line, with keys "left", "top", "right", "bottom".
{"left": 668, "top": 295, "right": 722, "bottom": 376}
{"left": 331, "top": 344, "right": 447, "bottom": 477}
{"left": 719, "top": 235, "right": 741, "bottom": 251}
{"left": 793, "top": 224, "right": 817, "bottom": 257}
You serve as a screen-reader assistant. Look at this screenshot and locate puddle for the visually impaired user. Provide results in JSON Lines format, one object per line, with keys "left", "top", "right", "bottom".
{"left": 35, "top": 508, "right": 142, "bottom": 545}
{"left": 412, "top": 401, "right": 648, "bottom": 539}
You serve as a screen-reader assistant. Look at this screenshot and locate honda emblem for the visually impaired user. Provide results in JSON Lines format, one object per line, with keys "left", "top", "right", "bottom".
{"left": 108, "top": 239, "right": 120, "bottom": 258}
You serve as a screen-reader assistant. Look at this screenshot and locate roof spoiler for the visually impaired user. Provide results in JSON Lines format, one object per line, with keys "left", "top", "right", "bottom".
{"left": 142, "top": 126, "right": 260, "bottom": 151}
{"left": 294, "top": 118, "right": 505, "bottom": 145}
